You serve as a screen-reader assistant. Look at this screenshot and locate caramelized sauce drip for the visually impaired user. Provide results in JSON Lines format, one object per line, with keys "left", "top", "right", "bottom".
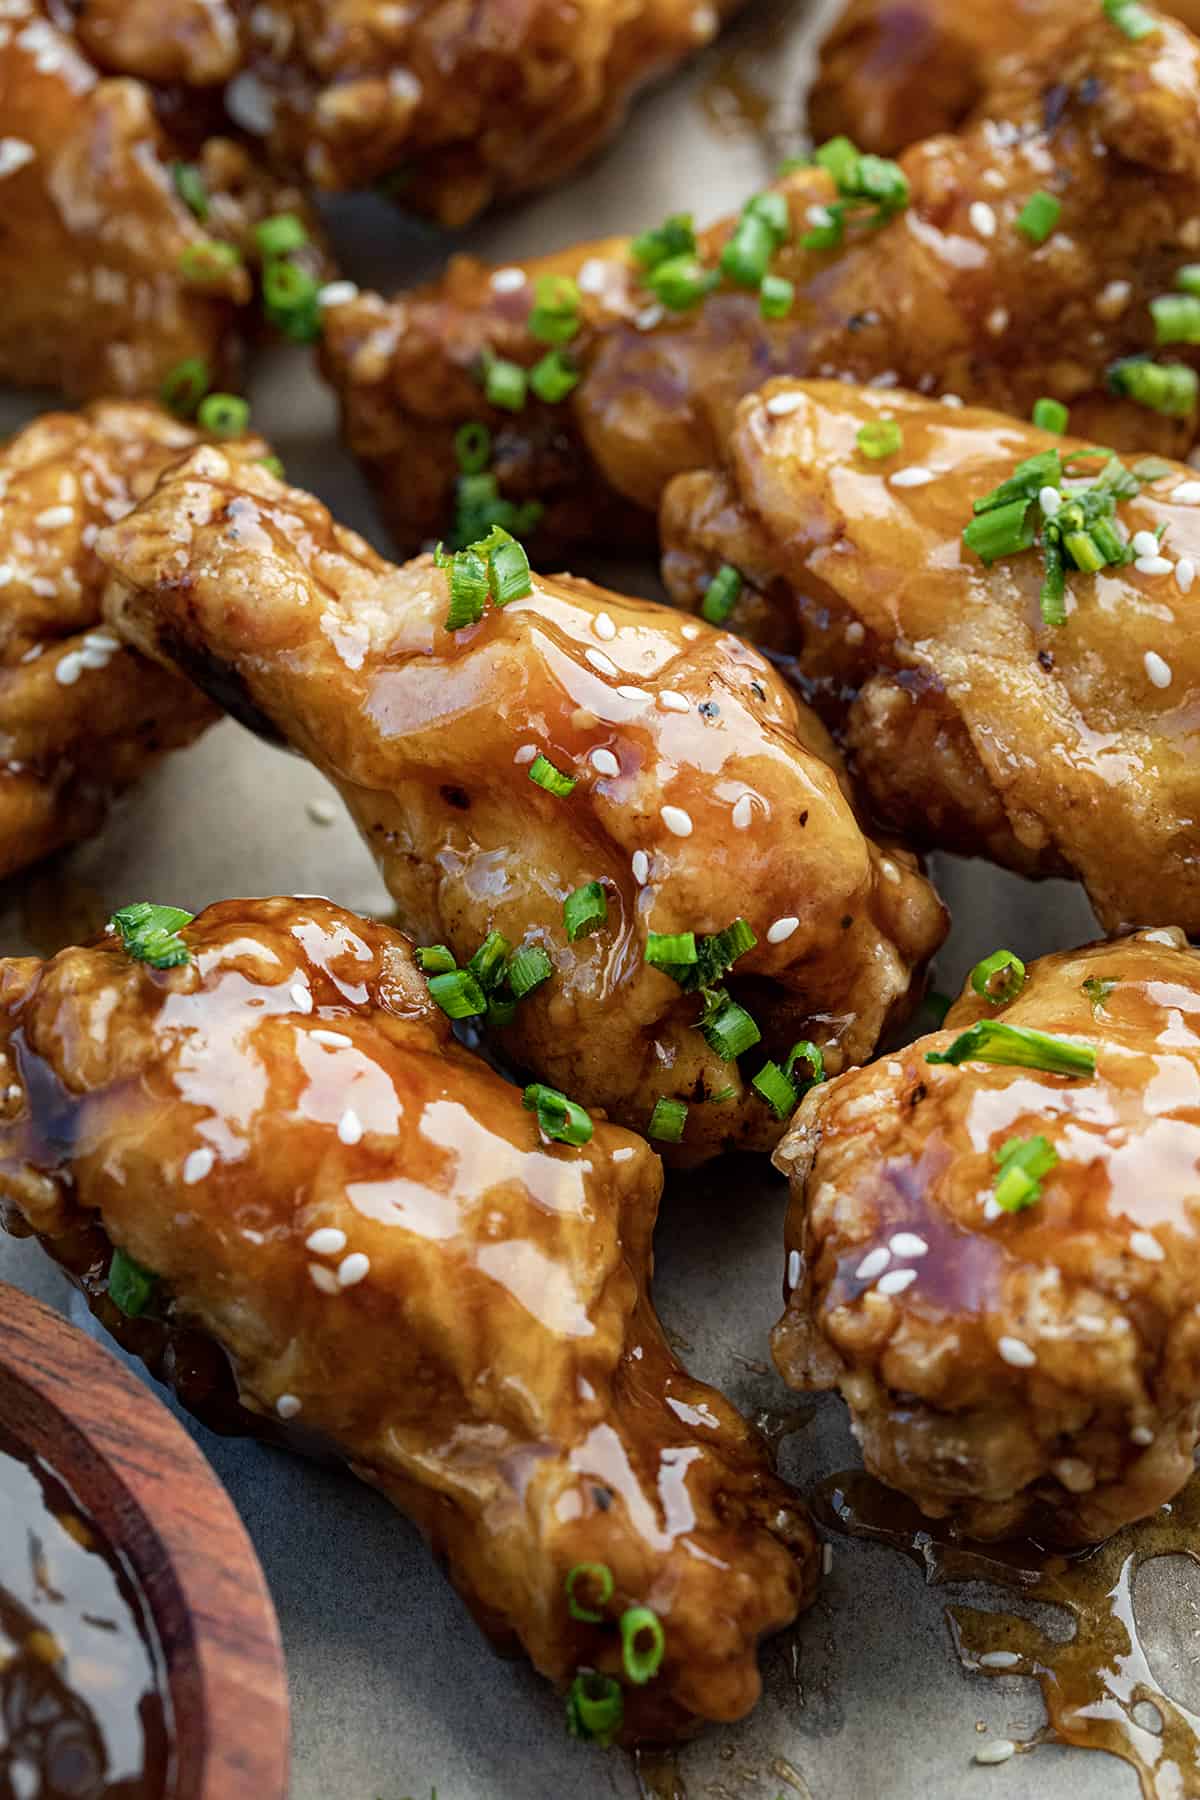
{"left": 812, "top": 1468, "right": 1200, "bottom": 1796}
{"left": 0, "top": 1423, "right": 172, "bottom": 1798}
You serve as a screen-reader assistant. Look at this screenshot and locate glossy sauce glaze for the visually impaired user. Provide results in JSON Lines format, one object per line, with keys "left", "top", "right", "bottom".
{"left": 0, "top": 1423, "right": 172, "bottom": 1799}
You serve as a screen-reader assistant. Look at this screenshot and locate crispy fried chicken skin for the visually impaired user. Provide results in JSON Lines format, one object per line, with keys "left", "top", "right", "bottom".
{"left": 94, "top": 449, "right": 946, "bottom": 1161}
{"left": 0, "top": 402, "right": 277, "bottom": 880}
{"left": 660, "top": 381, "right": 1200, "bottom": 936}
{"left": 811, "top": 0, "right": 1200, "bottom": 154}
{"left": 0, "top": 0, "right": 320, "bottom": 399}
{"left": 321, "top": 0, "right": 1200, "bottom": 557}
{"left": 0, "top": 895, "right": 817, "bottom": 1738}
{"left": 771, "top": 929, "right": 1200, "bottom": 1546}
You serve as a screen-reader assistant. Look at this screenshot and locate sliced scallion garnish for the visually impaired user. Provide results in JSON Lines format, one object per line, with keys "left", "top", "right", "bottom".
{"left": 1015, "top": 190, "right": 1061, "bottom": 244}
{"left": 524, "top": 1082, "right": 593, "bottom": 1146}
{"left": 528, "top": 754, "right": 576, "bottom": 798}
{"left": 171, "top": 161, "right": 208, "bottom": 219}
{"left": 700, "top": 564, "right": 742, "bottom": 625}
{"left": 196, "top": 393, "right": 250, "bottom": 439}
{"left": 698, "top": 988, "right": 761, "bottom": 1060}
{"left": 110, "top": 902, "right": 193, "bottom": 969}
{"left": 507, "top": 944, "right": 553, "bottom": 998}
{"left": 1108, "top": 357, "right": 1198, "bottom": 417}
{"left": 648, "top": 1097, "right": 688, "bottom": 1143}
{"left": 970, "top": 949, "right": 1027, "bottom": 1007}
{"left": 927, "top": 1020, "right": 1095, "bottom": 1077}
{"left": 857, "top": 418, "right": 902, "bottom": 460}
{"left": 109, "top": 1248, "right": 157, "bottom": 1317}
{"left": 565, "top": 1562, "right": 613, "bottom": 1622}
{"left": 564, "top": 881, "right": 607, "bottom": 942}
{"left": 993, "top": 1134, "right": 1059, "bottom": 1212}
{"left": 620, "top": 1606, "right": 665, "bottom": 1685}
{"left": 565, "top": 1670, "right": 623, "bottom": 1745}
{"left": 415, "top": 944, "right": 456, "bottom": 974}
{"left": 1032, "top": 397, "right": 1069, "bottom": 434}
{"left": 159, "top": 356, "right": 210, "bottom": 419}
{"left": 427, "top": 969, "right": 487, "bottom": 1019}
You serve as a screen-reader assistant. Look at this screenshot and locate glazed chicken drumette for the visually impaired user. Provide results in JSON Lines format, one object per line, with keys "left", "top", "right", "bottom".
{"left": 0, "top": 402, "right": 275, "bottom": 881}
{"left": 0, "top": 896, "right": 817, "bottom": 1740}
{"left": 661, "top": 381, "right": 1200, "bottom": 936}
{"left": 772, "top": 929, "right": 1200, "bottom": 1546}
{"left": 321, "top": 0, "right": 1200, "bottom": 557}
{"left": 94, "top": 448, "right": 946, "bottom": 1162}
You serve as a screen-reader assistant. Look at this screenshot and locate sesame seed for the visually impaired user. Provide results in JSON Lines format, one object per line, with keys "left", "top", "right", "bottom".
{"left": 978, "top": 1651, "right": 1021, "bottom": 1669}
{"left": 658, "top": 690, "right": 689, "bottom": 713}
{"left": 276, "top": 1394, "right": 302, "bottom": 1419}
{"left": 732, "top": 795, "right": 754, "bottom": 830}
{"left": 337, "top": 1251, "right": 370, "bottom": 1287}
{"left": 306, "top": 797, "right": 337, "bottom": 825}
{"left": 765, "top": 391, "right": 804, "bottom": 418}
{"left": 309, "top": 1263, "right": 339, "bottom": 1293}
{"left": 635, "top": 303, "right": 664, "bottom": 331}
{"left": 0, "top": 137, "right": 34, "bottom": 179}
{"left": 318, "top": 280, "right": 359, "bottom": 308}
{"left": 1172, "top": 481, "right": 1200, "bottom": 504}
{"left": 513, "top": 743, "right": 538, "bottom": 764}
{"left": 338, "top": 1107, "right": 363, "bottom": 1145}
{"left": 845, "top": 620, "right": 865, "bottom": 645}
{"left": 34, "top": 505, "right": 72, "bottom": 529}
{"left": 79, "top": 643, "right": 114, "bottom": 670}
{"left": 1133, "top": 530, "right": 1161, "bottom": 558}
{"left": 311, "top": 1029, "right": 352, "bottom": 1048}
{"left": 576, "top": 258, "right": 609, "bottom": 295}
{"left": 0, "top": 565, "right": 11, "bottom": 586}
{"left": 877, "top": 1267, "right": 918, "bottom": 1296}
{"left": 681, "top": 622, "right": 701, "bottom": 639}
{"left": 786, "top": 1249, "right": 802, "bottom": 1287}
{"left": 767, "top": 916, "right": 799, "bottom": 944}
{"left": 183, "top": 1147, "right": 214, "bottom": 1184}
{"left": 855, "top": 1246, "right": 891, "bottom": 1282}
{"left": 305, "top": 1227, "right": 347, "bottom": 1255}
{"left": 983, "top": 1197, "right": 1003, "bottom": 1222}
{"left": 998, "top": 1336, "right": 1036, "bottom": 1368}
{"left": 1095, "top": 279, "right": 1132, "bottom": 320}
{"left": 1136, "top": 555, "right": 1172, "bottom": 576}
{"left": 593, "top": 611, "right": 617, "bottom": 641}
{"left": 822, "top": 1543, "right": 834, "bottom": 1574}
{"left": 1176, "top": 556, "right": 1196, "bottom": 593}
{"left": 940, "top": 392, "right": 964, "bottom": 408}
{"left": 590, "top": 747, "right": 620, "bottom": 777}
{"left": 290, "top": 983, "right": 313, "bottom": 1013}
{"left": 974, "top": 1740, "right": 1016, "bottom": 1766}
{"left": 632, "top": 850, "right": 650, "bottom": 884}
{"left": 1144, "top": 650, "right": 1173, "bottom": 689}
{"left": 690, "top": 3, "right": 717, "bottom": 36}
{"left": 83, "top": 629, "right": 119, "bottom": 651}
{"left": 880, "top": 858, "right": 900, "bottom": 884}
{"left": 54, "top": 651, "right": 83, "bottom": 686}
{"left": 889, "top": 1232, "right": 929, "bottom": 1258}
{"left": 890, "top": 466, "right": 936, "bottom": 488}
{"left": 1129, "top": 1229, "right": 1165, "bottom": 1262}
{"left": 660, "top": 804, "right": 693, "bottom": 837}
{"left": 616, "top": 683, "right": 651, "bottom": 702}
{"left": 586, "top": 648, "right": 619, "bottom": 677}
{"left": 1039, "top": 486, "right": 1062, "bottom": 517}
{"left": 612, "top": 1146, "right": 635, "bottom": 1163}
{"left": 490, "top": 266, "right": 526, "bottom": 293}
{"left": 1131, "top": 1425, "right": 1155, "bottom": 1445}
{"left": 987, "top": 306, "right": 1010, "bottom": 336}
{"left": 968, "top": 201, "right": 997, "bottom": 238}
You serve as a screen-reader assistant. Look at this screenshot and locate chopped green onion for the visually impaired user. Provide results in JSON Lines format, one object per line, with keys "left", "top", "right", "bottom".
{"left": 454, "top": 422, "right": 491, "bottom": 474}
{"left": 963, "top": 496, "right": 1036, "bottom": 565}
{"left": 972, "top": 451, "right": 1062, "bottom": 515}
{"left": 508, "top": 944, "right": 553, "bottom": 998}
{"left": 467, "top": 930, "right": 512, "bottom": 992}
{"left": 1015, "top": 191, "right": 1061, "bottom": 244}
{"left": 1040, "top": 536, "right": 1067, "bottom": 625}
{"left": 109, "top": 1248, "right": 157, "bottom": 1317}
{"left": 258, "top": 455, "right": 286, "bottom": 480}
{"left": 855, "top": 153, "right": 909, "bottom": 213}
{"left": 1152, "top": 294, "right": 1200, "bottom": 346}
{"left": 720, "top": 212, "right": 776, "bottom": 287}
{"left": 710, "top": 1085, "right": 737, "bottom": 1102}
{"left": 814, "top": 136, "right": 859, "bottom": 185}
{"left": 528, "top": 275, "right": 581, "bottom": 346}
{"left": 524, "top": 1082, "right": 593, "bottom": 1146}
{"left": 759, "top": 274, "right": 795, "bottom": 319}
{"left": 857, "top": 418, "right": 902, "bottom": 460}
{"left": 529, "top": 348, "right": 580, "bottom": 403}
{"left": 255, "top": 214, "right": 308, "bottom": 257}
{"left": 784, "top": 1040, "right": 825, "bottom": 1087}
{"left": 620, "top": 1606, "right": 665, "bottom": 1685}
{"left": 970, "top": 949, "right": 1027, "bottom": 1007}
{"left": 1176, "top": 266, "right": 1200, "bottom": 297}
{"left": 178, "top": 238, "right": 240, "bottom": 284}
{"left": 1032, "top": 397, "right": 1069, "bottom": 434}
{"left": 1131, "top": 456, "right": 1174, "bottom": 480}
{"left": 1108, "top": 357, "right": 1199, "bottom": 417}
{"left": 700, "top": 564, "right": 742, "bottom": 625}
{"left": 751, "top": 1061, "right": 797, "bottom": 1118}
{"left": 807, "top": 137, "right": 910, "bottom": 244}
{"left": 528, "top": 754, "right": 576, "bottom": 797}
{"left": 159, "top": 356, "right": 210, "bottom": 418}
{"left": 698, "top": 989, "right": 761, "bottom": 1060}
{"left": 630, "top": 213, "right": 696, "bottom": 270}
{"left": 648, "top": 1097, "right": 688, "bottom": 1143}
{"left": 483, "top": 357, "right": 528, "bottom": 412}
{"left": 565, "top": 1671, "right": 623, "bottom": 1746}
{"left": 486, "top": 994, "right": 516, "bottom": 1027}
{"left": 564, "top": 881, "right": 608, "bottom": 942}
{"left": 1062, "top": 528, "right": 1105, "bottom": 573}
{"left": 1083, "top": 976, "right": 1116, "bottom": 1014}
{"left": 993, "top": 1134, "right": 1059, "bottom": 1212}
{"left": 427, "top": 969, "right": 487, "bottom": 1018}
{"left": 110, "top": 902, "right": 193, "bottom": 969}
{"left": 1103, "top": 0, "right": 1158, "bottom": 37}
{"left": 746, "top": 190, "right": 790, "bottom": 239}
{"left": 801, "top": 205, "right": 844, "bottom": 252}
{"left": 171, "top": 161, "right": 208, "bottom": 219}
{"left": 261, "top": 258, "right": 321, "bottom": 342}
{"left": 927, "top": 1020, "right": 1096, "bottom": 1078}
{"left": 196, "top": 393, "right": 250, "bottom": 439}
{"left": 565, "top": 1562, "right": 613, "bottom": 1623}
{"left": 485, "top": 528, "right": 533, "bottom": 605}
{"left": 645, "top": 931, "right": 698, "bottom": 969}
{"left": 645, "top": 254, "right": 719, "bottom": 311}
{"left": 445, "top": 546, "right": 490, "bottom": 630}
{"left": 415, "top": 944, "right": 457, "bottom": 974}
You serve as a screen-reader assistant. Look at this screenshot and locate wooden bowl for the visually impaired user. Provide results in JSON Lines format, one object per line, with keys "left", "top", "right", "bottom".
{"left": 0, "top": 1280, "right": 290, "bottom": 1798}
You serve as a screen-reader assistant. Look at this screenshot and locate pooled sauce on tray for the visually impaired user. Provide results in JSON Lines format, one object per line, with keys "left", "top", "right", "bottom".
{"left": 0, "top": 1423, "right": 173, "bottom": 1799}
{"left": 812, "top": 1469, "right": 1200, "bottom": 1797}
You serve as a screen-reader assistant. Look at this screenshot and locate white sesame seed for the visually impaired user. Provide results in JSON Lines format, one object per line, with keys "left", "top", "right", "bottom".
{"left": 1039, "top": 486, "right": 1062, "bottom": 516}
{"left": 0, "top": 565, "right": 12, "bottom": 586}
{"left": 586, "top": 648, "right": 619, "bottom": 677}
{"left": 82, "top": 629, "right": 119, "bottom": 652}
{"left": 681, "top": 622, "right": 701, "bottom": 640}
{"left": 787, "top": 1249, "right": 802, "bottom": 1288}
{"left": 658, "top": 690, "right": 689, "bottom": 713}
{"left": 612, "top": 1146, "right": 635, "bottom": 1163}
{"left": 338, "top": 1107, "right": 363, "bottom": 1145}
{"left": 306, "top": 797, "right": 337, "bottom": 825}
{"left": 490, "top": 266, "right": 526, "bottom": 293}
{"left": 593, "top": 611, "right": 617, "bottom": 641}
{"left": 660, "top": 804, "right": 693, "bottom": 837}
{"left": 877, "top": 1267, "right": 918, "bottom": 1296}
{"left": 767, "top": 916, "right": 800, "bottom": 944}
{"left": 1130, "top": 1229, "right": 1165, "bottom": 1262}
{"left": 889, "top": 1232, "right": 929, "bottom": 1258}
{"left": 616, "top": 683, "right": 651, "bottom": 702}
{"left": 765, "top": 391, "right": 804, "bottom": 417}
{"left": 79, "top": 644, "right": 114, "bottom": 670}
{"left": 632, "top": 850, "right": 650, "bottom": 884}
{"left": 890, "top": 466, "right": 936, "bottom": 488}
{"left": 318, "top": 280, "right": 359, "bottom": 309}
{"left": 1136, "top": 555, "right": 1172, "bottom": 576}
{"left": 1131, "top": 1425, "right": 1155, "bottom": 1445}
{"left": 0, "top": 137, "right": 34, "bottom": 179}
{"left": 337, "top": 1251, "right": 370, "bottom": 1287}
{"left": 998, "top": 1336, "right": 1037, "bottom": 1368}
{"left": 974, "top": 1740, "right": 1016, "bottom": 1766}
{"left": 309, "top": 1263, "right": 339, "bottom": 1293}
{"left": 822, "top": 1542, "right": 834, "bottom": 1574}
{"left": 732, "top": 795, "right": 754, "bottom": 830}
{"left": 845, "top": 620, "right": 865, "bottom": 645}
{"left": 1095, "top": 278, "right": 1132, "bottom": 320}
{"left": 1144, "top": 650, "right": 1173, "bottom": 689}
{"left": 879, "top": 858, "right": 901, "bottom": 884}
{"left": 182, "top": 1147, "right": 214, "bottom": 1184}
{"left": 855, "top": 1247, "right": 891, "bottom": 1282}
{"left": 1172, "top": 480, "right": 1200, "bottom": 504}
{"left": 576, "top": 257, "right": 609, "bottom": 295}
{"left": 987, "top": 306, "right": 1010, "bottom": 336}
{"left": 590, "top": 747, "right": 620, "bottom": 777}
{"left": 34, "top": 505, "right": 72, "bottom": 529}
{"left": 513, "top": 743, "right": 538, "bottom": 764}
{"left": 1177, "top": 557, "right": 1196, "bottom": 592}
{"left": 940, "top": 392, "right": 964, "bottom": 408}
{"left": 305, "top": 1227, "right": 347, "bottom": 1255}
{"left": 983, "top": 1197, "right": 1003, "bottom": 1222}
{"left": 969, "top": 201, "right": 997, "bottom": 238}
{"left": 276, "top": 1393, "right": 302, "bottom": 1419}
{"left": 311, "top": 1029, "right": 352, "bottom": 1048}
{"left": 1133, "top": 530, "right": 1161, "bottom": 558}
{"left": 979, "top": 1651, "right": 1021, "bottom": 1670}
{"left": 290, "top": 982, "right": 313, "bottom": 1013}
{"left": 54, "top": 651, "right": 83, "bottom": 686}
{"left": 635, "top": 303, "right": 665, "bottom": 332}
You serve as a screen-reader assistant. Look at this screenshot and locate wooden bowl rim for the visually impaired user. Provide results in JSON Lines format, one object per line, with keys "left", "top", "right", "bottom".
{"left": 0, "top": 1279, "right": 290, "bottom": 1800}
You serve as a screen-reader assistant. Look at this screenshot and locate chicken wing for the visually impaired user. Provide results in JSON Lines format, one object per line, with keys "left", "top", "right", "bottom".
{"left": 0, "top": 401, "right": 275, "bottom": 881}
{"left": 771, "top": 928, "right": 1200, "bottom": 1546}
{"left": 0, "top": 895, "right": 818, "bottom": 1739}
{"left": 94, "top": 448, "right": 946, "bottom": 1161}
{"left": 321, "top": 0, "right": 1200, "bottom": 558}
{"left": 0, "top": 0, "right": 321, "bottom": 400}
{"left": 660, "top": 379, "right": 1200, "bottom": 935}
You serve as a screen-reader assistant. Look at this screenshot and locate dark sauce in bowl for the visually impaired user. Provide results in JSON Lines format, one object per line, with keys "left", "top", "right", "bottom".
{"left": 0, "top": 1422, "right": 172, "bottom": 1800}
